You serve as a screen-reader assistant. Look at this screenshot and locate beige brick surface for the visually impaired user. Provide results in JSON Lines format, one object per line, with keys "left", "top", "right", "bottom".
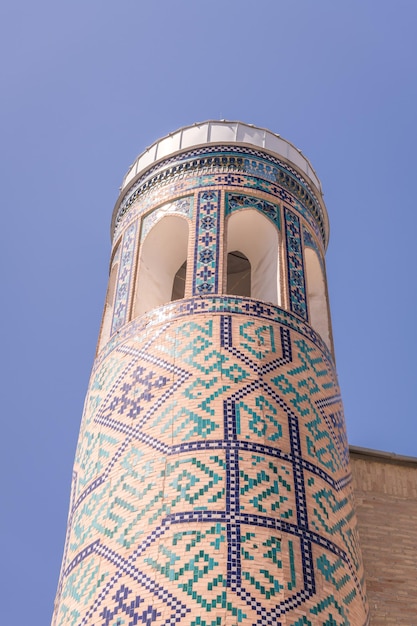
{"left": 351, "top": 449, "right": 417, "bottom": 625}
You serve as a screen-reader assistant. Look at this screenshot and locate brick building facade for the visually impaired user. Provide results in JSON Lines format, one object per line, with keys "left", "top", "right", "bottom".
{"left": 350, "top": 446, "right": 417, "bottom": 624}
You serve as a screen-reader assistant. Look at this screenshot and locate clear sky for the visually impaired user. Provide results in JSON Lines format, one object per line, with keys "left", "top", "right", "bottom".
{"left": 1, "top": 1, "right": 417, "bottom": 624}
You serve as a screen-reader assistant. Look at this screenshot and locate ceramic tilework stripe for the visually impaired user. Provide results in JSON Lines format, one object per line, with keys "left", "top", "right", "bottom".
{"left": 225, "top": 192, "right": 281, "bottom": 229}
{"left": 115, "top": 146, "right": 325, "bottom": 245}
{"left": 284, "top": 208, "right": 308, "bottom": 321}
{"left": 95, "top": 297, "right": 333, "bottom": 371}
{"left": 193, "top": 190, "right": 221, "bottom": 295}
{"left": 111, "top": 221, "right": 137, "bottom": 334}
{"left": 115, "top": 163, "right": 322, "bottom": 251}
{"left": 141, "top": 197, "right": 193, "bottom": 242}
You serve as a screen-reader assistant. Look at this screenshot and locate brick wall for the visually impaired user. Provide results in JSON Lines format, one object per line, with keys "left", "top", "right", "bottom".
{"left": 351, "top": 447, "right": 417, "bottom": 625}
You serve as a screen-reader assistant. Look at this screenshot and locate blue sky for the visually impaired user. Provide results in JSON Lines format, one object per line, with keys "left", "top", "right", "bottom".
{"left": 1, "top": 1, "right": 417, "bottom": 624}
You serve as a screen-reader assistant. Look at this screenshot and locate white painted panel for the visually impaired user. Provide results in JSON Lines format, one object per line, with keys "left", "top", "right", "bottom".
{"left": 123, "top": 145, "right": 157, "bottom": 186}
{"left": 237, "top": 125, "right": 265, "bottom": 147}
{"left": 121, "top": 121, "right": 322, "bottom": 195}
{"left": 156, "top": 132, "right": 181, "bottom": 159}
{"left": 265, "top": 134, "right": 289, "bottom": 161}
{"left": 181, "top": 124, "right": 210, "bottom": 148}
{"left": 123, "top": 167, "right": 136, "bottom": 186}
{"left": 137, "top": 145, "right": 157, "bottom": 172}
{"left": 288, "top": 147, "right": 307, "bottom": 174}
{"left": 209, "top": 121, "right": 238, "bottom": 143}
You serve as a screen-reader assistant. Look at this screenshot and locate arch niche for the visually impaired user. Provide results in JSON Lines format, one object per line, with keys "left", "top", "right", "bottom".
{"left": 304, "top": 247, "right": 331, "bottom": 348}
{"left": 134, "top": 215, "right": 189, "bottom": 316}
{"left": 98, "top": 244, "right": 120, "bottom": 350}
{"left": 226, "top": 209, "right": 280, "bottom": 305}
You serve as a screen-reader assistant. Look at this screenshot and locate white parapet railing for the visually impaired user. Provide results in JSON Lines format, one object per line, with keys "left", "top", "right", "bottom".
{"left": 121, "top": 120, "right": 322, "bottom": 193}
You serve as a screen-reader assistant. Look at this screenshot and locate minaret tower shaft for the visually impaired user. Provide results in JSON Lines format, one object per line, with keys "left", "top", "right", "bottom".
{"left": 53, "top": 122, "right": 369, "bottom": 626}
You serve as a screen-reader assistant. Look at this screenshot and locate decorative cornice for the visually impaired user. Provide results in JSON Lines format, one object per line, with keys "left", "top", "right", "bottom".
{"left": 112, "top": 145, "right": 329, "bottom": 247}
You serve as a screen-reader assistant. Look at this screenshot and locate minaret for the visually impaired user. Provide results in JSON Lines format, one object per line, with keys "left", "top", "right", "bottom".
{"left": 52, "top": 121, "right": 369, "bottom": 626}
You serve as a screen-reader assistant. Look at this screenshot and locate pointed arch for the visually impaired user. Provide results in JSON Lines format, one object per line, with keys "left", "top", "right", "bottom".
{"left": 134, "top": 215, "right": 189, "bottom": 316}
{"left": 226, "top": 210, "right": 280, "bottom": 305}
{"left": 98, "top": 242, "right": 121, "bottom": 351}
{"left": 304, "top": 247, "right": 331, "bottom": 348}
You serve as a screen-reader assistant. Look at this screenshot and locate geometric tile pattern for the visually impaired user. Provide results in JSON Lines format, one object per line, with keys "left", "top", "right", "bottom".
{"left": 141, "top": 197, "right": 193, "bottom": 241}
{"left": 284, "top": 209, "right": 308, "bottom": 322}
{"left": 113, "top": 154, "right": 324, "bottom": 255}
{"left": 111, "top": 220, "right": 138, "bottom": 334}
{"left": 53, "top": 308, "right": 369, "bottom": 626}
{"left": 53, "top": 141, "right": 368, "bottom": 626}
{"left": 225, "top": 193, "right": 280, "bottom": 230}
{"left": 97, "top": 296, "right": 332, "bottom": 368}
{"left": 302, "top": 228, "right": 320, "bottom": 257}
{"left": 115, "top": 146, "right": 326, "bottom": 246}
{"left": 193, "top": 191, "right": 220, "bottom": 296}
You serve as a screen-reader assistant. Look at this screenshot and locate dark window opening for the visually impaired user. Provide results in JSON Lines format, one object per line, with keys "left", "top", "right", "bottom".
{"left": 172, "top": 260, "right": 187, "bottom": 301}
{"left": 227, "top": 251, "right": 251, "bottom": 297}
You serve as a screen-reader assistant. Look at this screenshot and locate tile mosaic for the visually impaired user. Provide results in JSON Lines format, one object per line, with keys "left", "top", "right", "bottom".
{"left": 54, "top": 313, "right": 367, "bottom": 626}
{"left": 53, "top": 142, "right": 368, "bottom": 626}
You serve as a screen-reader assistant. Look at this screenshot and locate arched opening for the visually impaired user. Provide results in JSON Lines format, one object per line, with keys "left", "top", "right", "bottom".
{"left": 227, "top": 251, "right": 251, "bottom": 297}
{"left": 172, "top": 260, "right": 187, "bottom": 301}
{"left": 305, "top": 247, "right": 331, "bottom": 348}
{"left": 98, "top": 254, "right": 119, "bottom": 351}
{"left": 135, "top": 215, "right": 189, "bottom": 316}
{"left": 226, "top": 210, "right": 280, "bottom": 305}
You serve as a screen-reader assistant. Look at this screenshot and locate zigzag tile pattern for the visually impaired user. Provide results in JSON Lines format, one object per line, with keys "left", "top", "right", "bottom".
{"left": 53, "top": 308, "right": 368, "bottom": 626}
